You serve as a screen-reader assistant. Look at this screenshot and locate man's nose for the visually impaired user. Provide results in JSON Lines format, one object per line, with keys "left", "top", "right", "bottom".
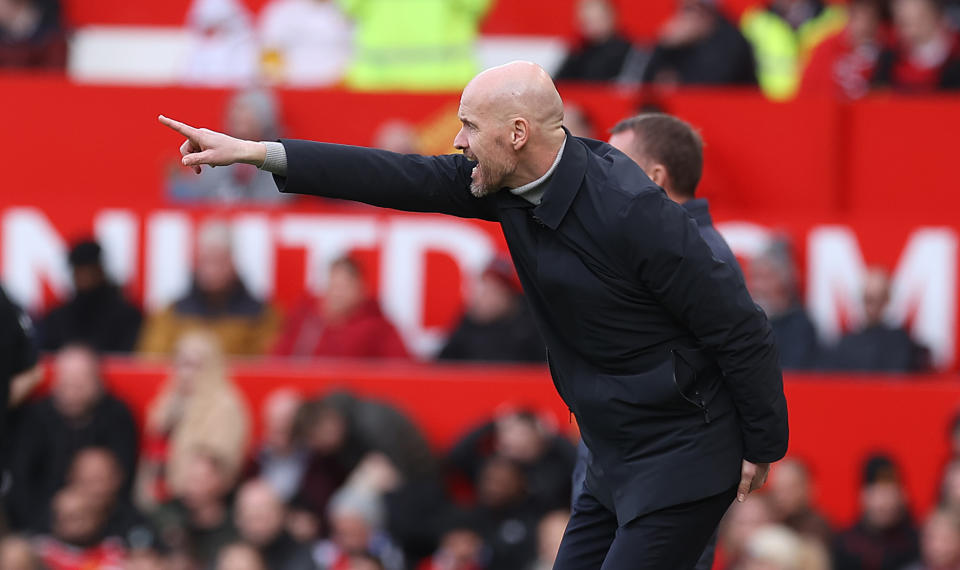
{"left": 453, "top": 128, "right": 467, "bottom": 150}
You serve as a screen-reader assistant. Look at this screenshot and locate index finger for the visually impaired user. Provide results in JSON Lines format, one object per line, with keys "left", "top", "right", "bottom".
{"left": 158, "top": 115, "right": 200, "bottom": 139}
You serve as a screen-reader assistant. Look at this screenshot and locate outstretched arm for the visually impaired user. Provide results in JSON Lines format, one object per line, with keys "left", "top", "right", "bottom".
{"left": 158, "top": 115, "right": 498, "bottom": 221}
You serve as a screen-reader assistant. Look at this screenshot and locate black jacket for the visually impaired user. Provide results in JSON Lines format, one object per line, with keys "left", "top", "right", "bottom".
{"left": 38, "top": 283, "right": 142, "bottom": 353}
{"left": 272, "top": 133, "right": 788, "bottom": 524}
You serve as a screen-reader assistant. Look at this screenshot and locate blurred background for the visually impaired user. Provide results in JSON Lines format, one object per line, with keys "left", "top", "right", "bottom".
{"left": 1, "top": 0, "right": 960, "bottom": 568}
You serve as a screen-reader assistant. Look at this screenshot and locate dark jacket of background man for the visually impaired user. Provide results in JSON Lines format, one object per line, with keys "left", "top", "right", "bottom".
{"left": 270, "top": 131, "right": 789, "bottom": 526}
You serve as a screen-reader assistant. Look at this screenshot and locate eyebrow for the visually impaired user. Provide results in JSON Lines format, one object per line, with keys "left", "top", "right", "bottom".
{"left": 459, "top": 117, "right": 476, "bottom": 128}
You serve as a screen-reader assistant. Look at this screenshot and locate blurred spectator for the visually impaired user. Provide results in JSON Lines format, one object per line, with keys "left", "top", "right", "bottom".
{"left": 873, "top": 0, "right": 960, "bottom": 91}
{"left": 33, "top": 486, "right": 126, "bottom": 570}
{"left": 138, "top": 331, "right": 250, "bottom": 508}
{"left": 259, "top": 0, "right": 352, "bottom": 86}
{"left": 741, "top": 0, "right": 848, "bottom": 99}
{"left": 644, "top": 0, "right": 756, "bottom": 87}
{"left": 939, "top": 458, "right": 960, "bottom": 513}
{"left": 339, "top": 0, "right": 491, "bottom": 91}
{"left": 832, "top": 454, "right": 920, "bottom": 570}
{"left": 235, "top": 479, "right": 316, "bottom": 570}
{"left": 447, "top": 409, "right": 575, "bottom": 512}
{"left": 555, "top": 0, "right": 643, "bottom": 82}
{"left": 417, "top": 517, "right": 485, "bottom": 570}
{"left": 438, "top": 257, "right": 545, "bottom": 363}
{"left": 7, "top": 344, "right": 137, "bottom": 532}
{"left": 0, "top": 0, "right": 66, "bottom": 69}
{"left": 273, "top": 256, "right": 408, "bottom": 359}
{"left": 151, "top": 450, "right": 239, "bottom": 566}
{"left": 248, "top": 388, "right": 309, "bottom": 502}
{"left": 216, "top": 542, "right": 268, "bottom": 570}
{"left": 719, "top": 495, "right": 776, "bottom": 568}
{"left": 468, "top": 456, "right": 539, "bottom": 570}
{"left": 768, "top": 458, "right": 832, "bottom": 543}
{"left": 562, "top": 105, "right": 595, "bottom": 139}
{"left": 168, "top": 89, "right": 288, "bottom": 204}
{"left": 740, "top": 525, "right": 830, "bottom": 570}
{"left": 139, "top": 221, "right": 280, "bottom": 355}
{"left": 529, "top": 510, "right": 568, "bottom": 570}
{"left": 68, "top": 447, "right": 151, "bottom": 545}
{"left": 38, "top": 240, "right": 142, "bottom": 353}
{"left": 312, "top": 486, "right": 405, "bottom": 570}
{"left": 747, "top": 240, "right": 821, "bottom": 370}
{"left": 183, "top": 0, "right": 258, "bottom": 86}
{"left": 0, "top": 535, "right": 43, "bottom": 570}
{"left": 904, "top": 509, "right": 960, "bottom": 570}
{"left": 800, "top": 0, "right": 887, "bottom": 99}
{"left": 826, "top": 268, "right": 928, "bottom": 372}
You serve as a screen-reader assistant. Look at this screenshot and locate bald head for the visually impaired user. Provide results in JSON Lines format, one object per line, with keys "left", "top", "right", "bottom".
{"left": 455, "top": 62, "right": 567, "bottom": 197}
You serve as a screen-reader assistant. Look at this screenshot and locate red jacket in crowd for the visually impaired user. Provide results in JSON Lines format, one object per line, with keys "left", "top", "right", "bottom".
{"left": 801, "top": 30, "right": 881, "bottom": 99}
{"left": 272, "top": 297, "right": 410, "bottom": 359}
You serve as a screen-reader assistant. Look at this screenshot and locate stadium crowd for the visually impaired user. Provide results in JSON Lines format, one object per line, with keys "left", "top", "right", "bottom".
{"left": 4, "top": 0, "right": 960, "bottom": 98}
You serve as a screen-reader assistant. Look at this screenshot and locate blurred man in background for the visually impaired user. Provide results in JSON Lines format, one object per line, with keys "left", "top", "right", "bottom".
{"left": 139, "top": 221, "right": 280, "bottom": 355}
{"left": 644, "top": 0, "right": 757, "bottom": 87}
{"left": 469, "top": 456, "right": 539, "bottom": 570}
{"left": 182, "top": 0, "right": 257, "bottom": 86}
{"left": 555, "top": 0, "right": 640, "bottom": 83}
{"left": 748, "top": 240, "right": 821, "bottom": 369}
{"left": 248, "top": 388, "right": 310, "bottom": 502}
{"left": 719, "top": 495, "right": 777, "bottom": 568}
{"left": 904, "top": 509, "right": 960, "bottom": 570}
{"left": 235, "top": 479, "right": 316, "bottom": 570}
{"left": 438, "top": 256, "right": 545, "bottom": 363}
{"left": 258, "top": 0, "right": 352, "bottom": 86}
{"left": 67, "top": 446, "right": 150, "bottom": 546}
{"left": 833, "top": 454, "right": 920, "bottom": 570}
{"left": 741, "top": 0, "right": 847, "bottom": 99}
{"left": 827, "top": 267, "right": 928, "bottom": 372}
{"left": 273, "top": 256, "right": 408, "bottom": 359}
{"left": 38, "top": 239, "right": 142, "bottom": 353}
{"left": 768, "top": 458, "right": 832, "bottom": 544}
{"left": 874, "top": 0, "right": 960, "bottom": 91}
{"left": 313, "top": 486, "right": 404, "bottom": 570}
{"left": 33, "top": 486, "right": 127, "bottom": 569}
{"left": 7, "top": 344, "right": 137, "bottom": 532}
{"left": 168, "top": 89, "right": 288, "bottom": 203}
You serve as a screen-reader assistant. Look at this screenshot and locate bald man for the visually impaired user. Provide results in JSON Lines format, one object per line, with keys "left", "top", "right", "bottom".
{"left": 160, "top": 61, "right": 788, "bottom": 569}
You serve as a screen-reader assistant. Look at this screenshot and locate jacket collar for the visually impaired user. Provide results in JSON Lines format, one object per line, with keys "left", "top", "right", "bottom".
{"left": 496, "top": 128, "right": 587, "bottom": 230}
{"left": 682, "top": 198, "right": 714, "bottom": 228}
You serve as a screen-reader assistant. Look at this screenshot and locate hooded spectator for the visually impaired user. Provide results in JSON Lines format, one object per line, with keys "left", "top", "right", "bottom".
{"left": 235, "top": 479, "right": 316, "bottom": 570}
{"left": 38, "top": 239, "right": 142, "bottom": 353}
{"left": 741, "top": 0, "right": 847, "bottom": 99}
{"left": 747, "top": 240, "right": 821, "bottom": 369}
{"left": 139, "top": 221, "right": 281, "bottom": 355}
{"left": 138, "top": 330, "right": 251, "bottom": 508}
{"left": 33, "top": 486, "right": 127, "bottom": 570}
{"left": 874, "top": 0, "right": 960, "bottom": 91}
{"left": 273, "top": 256, "right": 408, "bottom": 359}
{"left": 0, "top": 0, "right": 67, "bottom": 69}
{"left": 438, "top": 257, "right": 545, "bottom": 363}
{"left": 800, "top": 0, "right": 888, "bottom": 99}
{"left": 832, "top": 454, "right": 920, "bottom": 570}
{"left": 7, "top": 344, "right": 137, "bottom": 532}
{"left": 827, "top": 267, "right": 929, "bottom": 372}
{"left": 555, "top": 0, "right": 642, "bottom": 82}
{"left": 168, "top": 89, "right": 289, "bottom": 203}
{"left": 644, "top": 0, "right": 757, "bottom": 87}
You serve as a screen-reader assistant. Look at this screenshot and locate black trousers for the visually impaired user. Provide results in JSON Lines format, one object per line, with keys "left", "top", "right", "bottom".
{"left": 553, "top": 484, "right": 736, "bottom": 570}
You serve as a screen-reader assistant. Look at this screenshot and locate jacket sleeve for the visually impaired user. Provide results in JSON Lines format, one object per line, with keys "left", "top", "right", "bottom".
{"left": 274, "top": 139, "right": 500, "bottom": 222}
{"left": 623, "top": 191, "right": 789, "bottom": 463}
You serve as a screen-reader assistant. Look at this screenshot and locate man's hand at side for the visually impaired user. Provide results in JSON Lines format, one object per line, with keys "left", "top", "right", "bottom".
{"left": 158, "top": 115, "right": 266, "bottom": 174}
{"left": 737, "top": 459, "right": 770, "bottom": 503}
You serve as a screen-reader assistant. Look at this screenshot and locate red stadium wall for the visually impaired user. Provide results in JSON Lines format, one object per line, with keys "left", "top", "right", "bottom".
{"left": 77, "top": 359, "right": 957, "bottom": 530}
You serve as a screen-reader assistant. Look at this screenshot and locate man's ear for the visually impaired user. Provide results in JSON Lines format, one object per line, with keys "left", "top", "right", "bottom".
{"left": 512, "top": 118, "right": 530, "bottom": 150}
{"left": 647, "top": 163, "right": 669, "bottom": 189}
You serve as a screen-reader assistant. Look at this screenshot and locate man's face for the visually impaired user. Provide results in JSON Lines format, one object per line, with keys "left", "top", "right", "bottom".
{"left": 196, "top": 242, "right": 235, "bottom": 295}
{"left": 769, "top": 461, "right": 810, "bottom": 518}
{"left": 54, "top": 491, "right": 102, "bottom": 544}
{"left": 324, "top": 264, "right": 365, "bottom": 320}
{"left": 53, "top": 349, "right": 101, "bottom": 420}
{"left": 236, "top": 484, "right": 285, "bottom": 546}
{"left": 69, "top": 450, "right": 122, "bottom": 507}
{"left": 862, "top": 481, "right": 905, "bottom": 530}
{"left": 454, "top": 93, "right": 517, "bottom": 198}
{"left": 893, "top": 0, "right": 941, "bottom": 48}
